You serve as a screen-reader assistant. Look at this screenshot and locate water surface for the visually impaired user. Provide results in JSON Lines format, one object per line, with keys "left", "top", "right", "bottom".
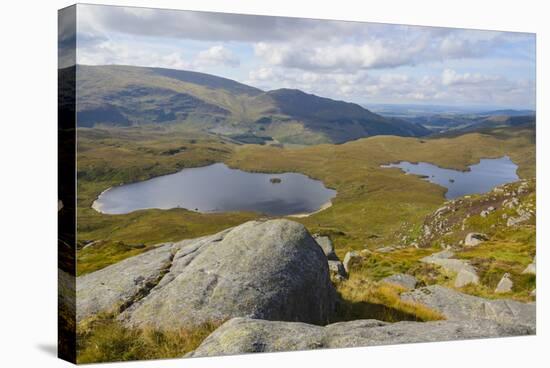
{"left": 381, "top": 156, "right": 519, "bottom": 199}
{"left": 93, "top": 163, "right": 336, "bottom": 215}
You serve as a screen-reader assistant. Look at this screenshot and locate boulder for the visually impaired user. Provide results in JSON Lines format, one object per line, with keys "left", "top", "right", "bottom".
{"left": 401, "top": 285, "right": 535, "bottom": 330}
{"left": 503, "top": 197, "right": 519, "bottom": 209}
{"left": 376, "top": 246, "right": 395, "bottom": 253}
{"left": 343, "top": 251, "right": 361, "bottom": 274}
{"left": 522, "top": 261, "right": 536, "bottom": 275}
{"left": 420, "top": 250, "right": 479, "bottom": 287}
{"left": 313, "top": 235, "right": 337, "bottom": 261}
{"left": 454, "top": 269, "right": 480, "bottom": 288}
{"left": 495, "top": 273, "right": 513, "bottom": 293}
{"left": 380, "top": 273, "right": 417, "bottom": 290}
{"left": 464, "top": 233, "right": 488, "bottom": 247}
{"left": 188, "top": 317, "right": 533, "bottom": 357}
{"left": 507, "top": 212, "right": 532, "bottom": 227}
{"left": 328, "top": 260, "right": 347, "bottom": 281}
{"left": 480, "top": 207, "right": 495, "bottom": 218}
{"left": 120, "top": 220, "right": 336, "bottom": 329}
{"left": 427, "top": 249, "right": 455, "bottom": 259}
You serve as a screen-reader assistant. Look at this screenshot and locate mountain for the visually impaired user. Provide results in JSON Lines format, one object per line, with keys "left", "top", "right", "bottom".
{"left": 265, "top": 89, "right": 429, "bottom": 143}
{"left": 73, "top": 65, "right": 430, "bottom": 144}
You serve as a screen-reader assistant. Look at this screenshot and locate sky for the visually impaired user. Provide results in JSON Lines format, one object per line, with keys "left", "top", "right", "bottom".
{"left": 68, "top": 4, "right": 536, "bottom": 109}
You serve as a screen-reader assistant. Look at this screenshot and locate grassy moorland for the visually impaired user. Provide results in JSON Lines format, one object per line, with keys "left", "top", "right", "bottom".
{"left": 227, "top": 124, "right": 535, "bottom": 254}
{"left": 76, "top": 124, "right": 535, "bottom": 277}
{"left": 75, "top": 123, "right": 535, "bottom": 361}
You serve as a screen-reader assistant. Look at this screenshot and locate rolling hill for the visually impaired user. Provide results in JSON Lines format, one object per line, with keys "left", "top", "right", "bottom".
{"left": 384, "top": 108, "right": 536, "bottom": 134}
{"left": 73, "top": 65, "right": 430, "bottom": 144}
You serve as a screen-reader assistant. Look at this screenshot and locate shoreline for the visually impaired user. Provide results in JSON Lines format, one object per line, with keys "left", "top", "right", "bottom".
{"left": 90, "top": 162, "right": 337, "bottom": 216}
{"left": 91, "top": 186, "right": 113, "bottom": 213}
{"left": 288, "top": 201, "right": 333, "bottom": 218}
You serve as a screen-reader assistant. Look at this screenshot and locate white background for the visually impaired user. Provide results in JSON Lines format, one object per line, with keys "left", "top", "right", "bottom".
{"left": 0, "top": 0, "right": 547, "bottom": 367}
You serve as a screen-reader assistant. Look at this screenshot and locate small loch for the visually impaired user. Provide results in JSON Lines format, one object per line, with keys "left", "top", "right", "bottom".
{"left": 381, "top": 156, "right": 519, "bottom": 199}
{"left": 92, "top": 163, "right": 336, "bottom": 216}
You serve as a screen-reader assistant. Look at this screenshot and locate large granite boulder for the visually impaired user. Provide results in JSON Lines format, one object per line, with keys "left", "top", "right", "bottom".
{"left": 189, "top": 317, "right": 533, "bottom": 357}
{"left": 78, "top": 220, "right": 337, "bottom": 329}
{"left": 401, "top": 285, "right": 535, "bottom": 330}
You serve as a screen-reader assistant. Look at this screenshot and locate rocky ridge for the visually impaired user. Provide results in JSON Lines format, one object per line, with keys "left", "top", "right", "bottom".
{"left": 190, "top": 315, "right": 532, "bottom": 357}
{"left": 418, "top": 179, "right": 535, "bottom": 249}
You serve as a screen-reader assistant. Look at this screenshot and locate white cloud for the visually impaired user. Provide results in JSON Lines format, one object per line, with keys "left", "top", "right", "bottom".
{"left": 441, "top": 69, "right": 500, "bottom": 86}
{"left": 245, "top": 66, "right": 534, "bottom": 108}
{"left": 77, "top": 40, "right": 191, "bottom": 70}
{"left": 254, "top": 40, "right": 423, "bottom": 71}
{"left": 74, "top": 4, "right": 535, "bottom": 108}
{"left": 252, "top": 30, "right": 513, "bottom": 72}
{"left": 196, "top": 45, "right": 240, "bottom": 67}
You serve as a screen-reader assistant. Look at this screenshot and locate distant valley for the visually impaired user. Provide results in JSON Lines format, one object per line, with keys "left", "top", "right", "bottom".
{"left": 369, "top": 103, "right": 535, "bottom": 134}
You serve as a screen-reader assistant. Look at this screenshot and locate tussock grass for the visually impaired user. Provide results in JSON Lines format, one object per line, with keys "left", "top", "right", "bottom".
{"left": 77, "top": 315, "right": 223, "bottom": 364}
{"left": 334, "top": 275, "right": 445, "bottom": 323}
{"left": 352, "top": 248, "right": 437, "bottom": 281}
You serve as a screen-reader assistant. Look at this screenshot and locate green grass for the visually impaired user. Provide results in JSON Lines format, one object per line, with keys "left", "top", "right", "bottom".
{"left": 73, "top": 124, "right": 535, "bottom": 364}
{"left": 76, "top": 125, "right": 535, "bottom": 280}
{"left": 454, "top": 237, "right": 535, "bottom": 301}
{"left": 77, "top": 240, "right": 154, "bottom": 276}
{"left": 351, "top": 248, "right": 437, "bottom": 281}
{"left": 228, "top": 126, "right": 535, "bottom": 259}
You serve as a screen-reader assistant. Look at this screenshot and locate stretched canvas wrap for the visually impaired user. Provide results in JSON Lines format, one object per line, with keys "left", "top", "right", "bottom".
{"left": 58, "top": 4, "right": 536, "bottom": 364}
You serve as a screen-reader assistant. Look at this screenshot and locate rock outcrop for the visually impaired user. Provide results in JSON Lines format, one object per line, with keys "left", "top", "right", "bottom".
{"left": 420, "top": 250, "right": 479, "bottom": 287}
{"left": 328, "top": 260, "right": 347, "bottom": 281}
{"left": 495, "top": 273, "right": 513, "bottom": 293}
{"left": 77, "top": 220, "right": 337, "bottom": 328}
{"left": 401, "top": 285, "right": 535, "bottom": 330}
{"left": 522, "top": 260, "right": 536, "bottom": 275}
{"left": 189, "top": 317, "right": 533, "bottom": 357}
{"left": 464, "top": 232, "right": 488, "bottom": 247}
{"left": 454, "top": 269, "right": 480, "bottom": 288}
{"left": 343, "top": 251, "right": 361, "bottom": 274}
{"left": 313, "top": 235, "right": 337, "bottom": 261}
{"left": 418, "top": 179, "right": 535, "bottom": 249}
{"left": 507, "top": 209, "right": 532, "bottom": 227}
{"left": 380, "top": 273, "right": 417, "bottom": 290}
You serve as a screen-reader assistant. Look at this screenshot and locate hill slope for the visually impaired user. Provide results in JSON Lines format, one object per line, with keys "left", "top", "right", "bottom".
{"left": 74, "top": 65, "right": 430, "bottom": 144}
{"left": 266, "top": 89, "right": 430, "bottom": 143}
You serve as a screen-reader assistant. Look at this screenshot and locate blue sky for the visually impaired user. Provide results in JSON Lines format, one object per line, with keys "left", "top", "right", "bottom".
{"left": 72, "top": 4, "right": 536, "bottom": 109}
